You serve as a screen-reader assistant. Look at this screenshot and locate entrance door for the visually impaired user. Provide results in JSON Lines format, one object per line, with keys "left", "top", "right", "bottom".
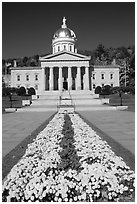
{"left": 63, "top": 78, "right": 68, "bottom": 90}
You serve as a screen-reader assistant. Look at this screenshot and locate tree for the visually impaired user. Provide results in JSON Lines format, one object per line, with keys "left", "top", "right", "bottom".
{"left": 128, "top": 53, "right": 135, "bottom": 84}
{"left": 17, "top": 58, "right": 24, "bottom": 67}
{"left": 96, "top": 44, "right": 106, "bottom": 57}
{"left": 2, "top": 59, "right": 6, "bottom": 74}
{"left": 23, "top": 56, "right": 29, "bottom": 66}
{"left": 115, "top": 46, "right": 130, "bottom": 59}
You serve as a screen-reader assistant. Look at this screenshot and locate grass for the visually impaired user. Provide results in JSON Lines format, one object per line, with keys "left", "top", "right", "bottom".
{"left": 2, "top": 112, "right": 57, "bottom": 180}
{"left": 77, "top": 112, "right": 135, "bottom": 171}
{"left": 100, "top": 93, "right": 135, "bottom": 112}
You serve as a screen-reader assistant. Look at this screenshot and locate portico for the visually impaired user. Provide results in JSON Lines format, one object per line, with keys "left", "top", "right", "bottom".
{"left": 42, "top": 66, "right": 90, "bottom": 91}
{"left": 40, "top": 51, "right": 91, "bottom": 91}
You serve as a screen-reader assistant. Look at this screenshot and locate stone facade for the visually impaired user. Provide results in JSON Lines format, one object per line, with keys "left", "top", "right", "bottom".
{"left": 92, "top": 65, "right": 120, "bottom": 90}
{"left": 10, "top": 17, "right": 120, "bottom": 93}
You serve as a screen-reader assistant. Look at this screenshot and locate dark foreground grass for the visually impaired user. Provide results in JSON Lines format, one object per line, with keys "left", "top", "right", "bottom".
{"left": 77, "top": 112, "right": 135, "bottom": 172}
{"left": 2, "top": 112, "right": 57, "bottom": 180}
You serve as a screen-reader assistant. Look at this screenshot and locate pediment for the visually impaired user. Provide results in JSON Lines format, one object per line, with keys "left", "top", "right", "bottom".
{"left": 40, "top": 51, "right": 90, "bottom": 61}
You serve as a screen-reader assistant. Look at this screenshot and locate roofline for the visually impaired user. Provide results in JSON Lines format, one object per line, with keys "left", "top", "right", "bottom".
{"left": 39, "top": 51, "right": 91, "bottom": 60}
{"left": 10, "top": 67, "right": 42, "bottom": 70}
{"left": 93, "top": 65, "right": 120, "bottom": 68}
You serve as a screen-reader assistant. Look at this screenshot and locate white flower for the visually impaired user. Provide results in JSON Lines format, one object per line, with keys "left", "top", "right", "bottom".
{"left": 74, "top": 196, "right": 77, "bottom": 201}
{"left": 124, "top": 186, "right": 128, "bottom": 191}
{"left": 64, "top": 197, "right": 68, "bottom": 202}
{"left": 2, "top": 111, "right": 135, "bottom": 202}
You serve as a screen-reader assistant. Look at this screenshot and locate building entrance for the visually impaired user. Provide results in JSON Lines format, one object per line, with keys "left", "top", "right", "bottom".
{"left": 63, "top": 79, "right": 68, "bottom": 90}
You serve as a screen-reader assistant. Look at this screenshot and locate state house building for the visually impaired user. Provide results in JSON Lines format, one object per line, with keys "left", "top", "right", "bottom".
{"left": 10, "top": 17, "right": 120, "bottom": 94}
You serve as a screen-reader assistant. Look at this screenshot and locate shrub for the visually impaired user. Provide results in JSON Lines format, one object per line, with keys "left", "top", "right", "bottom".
{"left": 11, "top": 87, "right": 19, "bottom": 95}
{"left": 2, "top": 87, "right": 10, "bottom": 96}
{"left": 17, "top": 86, "right": 26, "bottom": 96}
{"left": 124, "top": 85, "right": 135, "bottom": 95}
{"left": 120, "top": 86, "right": 127, "bottom": 93}
{"left": 95, "top": 86, "right": 102, "bottom": 94}
{"left": 28, "top": 87, "right": 36, "bottom": 95}
{"left": 101, "top": 85, "right": 111, "bottom": 95}
{"left": 110, "top": 86, "right": 120, "bottom": 94}
{"left": 129, "top": 86, "right": 135, "bottom": 95}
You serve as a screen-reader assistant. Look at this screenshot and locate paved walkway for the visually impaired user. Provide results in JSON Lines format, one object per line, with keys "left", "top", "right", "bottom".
{"left": 78, "top": 110, "right": 135, "bottom": 155}
{"left": 2, "top": 111, "right": 55, "bottom": 157}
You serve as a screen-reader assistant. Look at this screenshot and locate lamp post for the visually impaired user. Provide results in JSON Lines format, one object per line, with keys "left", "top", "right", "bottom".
{"left": 124, "top": 60, "right": 126, "bottom": 87}
{"left": 10, "top": 93, "right": 12, "bottom": 108}
{"left": 119, "top": 90, "right": 123, "bottom": 106}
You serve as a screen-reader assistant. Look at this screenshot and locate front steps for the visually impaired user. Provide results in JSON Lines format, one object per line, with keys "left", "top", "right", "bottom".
{"left": 17, "top": 90, "right": 113, "bottom": 112}
{"left": 37, "top": 90, "right": 98, "bottom": 99}
{"left": 35, "top": 90, "right": 104, "bottom": 107}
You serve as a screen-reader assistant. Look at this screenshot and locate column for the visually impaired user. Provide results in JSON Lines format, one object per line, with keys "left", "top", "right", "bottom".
{"left": 68, "top": 67, "right": 72, "bottom": 90}
{"left": 49, "top": 67, "right": 54, "bottom": 90}
{"left": 58, "top": 67, "right": 63, "bottom": 91}
{"left": 76, "top": 67, "right": 81, "bottom": 90}
{"left": 83, "top": 74, "right": 86, "bottom": 90}
{"left": 41, "top": 68, "right": 45, "bottom": 91}
{"left": 85, "top": 67, "right": 89, "bottom": 90}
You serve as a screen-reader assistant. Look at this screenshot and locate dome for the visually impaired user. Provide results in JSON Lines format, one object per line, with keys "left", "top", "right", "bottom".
{"left": 52, "top": 17, "right": 77, "bottom": 54}
{"left": 54, "top": 28, "right": 73, "bottom": 38}
{"left": 53, "top": 17, "right": 76, "bottom": 40}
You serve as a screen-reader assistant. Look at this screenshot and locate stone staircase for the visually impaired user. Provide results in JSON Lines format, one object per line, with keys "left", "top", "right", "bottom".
{"left": 70, "top": 90, "right": 101, "bottom": 105}
{"left": 17, "top": 90, "right": 114, "bottom": 112}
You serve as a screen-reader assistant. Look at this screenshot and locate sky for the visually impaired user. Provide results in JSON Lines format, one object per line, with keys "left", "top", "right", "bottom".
{"left": 2, "top": 2, "right": 135, "bottom": 59}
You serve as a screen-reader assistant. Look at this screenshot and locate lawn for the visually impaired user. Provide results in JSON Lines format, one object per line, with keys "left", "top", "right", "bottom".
{"left": 100, "top": 94, "right": 135, "bottom": 112}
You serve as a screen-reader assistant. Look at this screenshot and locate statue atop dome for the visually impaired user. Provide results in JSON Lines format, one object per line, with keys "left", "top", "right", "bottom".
{"left": 62, "top": 17, "right": 67, "bottom": 28}
{"left": 52, "top": 17, "right": 77, "bottom": 54}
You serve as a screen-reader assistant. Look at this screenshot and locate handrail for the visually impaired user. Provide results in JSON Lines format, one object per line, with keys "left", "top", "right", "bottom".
{"left": 57, "top": 86, "right": 75, "bottom": 111}
{"left": 68, "top": 85, "right": 75, "bottom": 107}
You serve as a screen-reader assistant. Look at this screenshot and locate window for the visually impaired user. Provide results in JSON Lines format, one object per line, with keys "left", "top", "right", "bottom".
{"left": 102, "top": 84, "right": 104, "bottom": 87}
{"left": 70, "top": 45, "right": 72, "bottom": 52}
{"left": 101, "top": 74, "right": 105, "bottom": 80}
{"left": 93, "top": 84, "right": 96, "bottom": 89}
{"left": 17, "top": 85, "right": 20, "bottom": 88}
{"left": 35, "top": 84, "right": 38, "bottom": 90}
{"left": 17, "top": 75, "right": 20, "bottom": 81}
{"left": 110, "top": 73, "right": 113, "bottom": 79}
{"left": 111, "top": 83, "right": 113, "bottom": 87}
{"left": 64, "top": 45, "right": 66, "bottom": 50}
{"left": 58, "top": 46, "right": 60, "bottom": 52}
{"left": 93, "top": 74, "right": 95, "bottom": 80}
{"left": 35, "top": 74, "right": 38, "bottom": 81}
{"left": 26, "top": 74, "right": 29, "bottom": 81}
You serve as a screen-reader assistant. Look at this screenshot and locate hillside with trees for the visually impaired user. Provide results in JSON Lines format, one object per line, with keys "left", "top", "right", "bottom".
{"left": 78, "top": 44, "right": 135, "bottom": 88}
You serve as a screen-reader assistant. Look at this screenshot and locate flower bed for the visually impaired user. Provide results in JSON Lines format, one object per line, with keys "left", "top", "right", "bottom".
{"left": 2, "top": 111, "right": 135, "bottom": 202}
